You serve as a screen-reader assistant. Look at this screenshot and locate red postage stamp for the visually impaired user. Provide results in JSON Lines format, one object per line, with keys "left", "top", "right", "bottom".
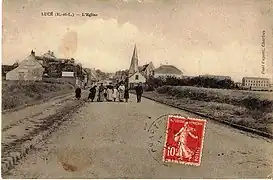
{"left": 162, "top": 115, "right": 207, "bottom": 166}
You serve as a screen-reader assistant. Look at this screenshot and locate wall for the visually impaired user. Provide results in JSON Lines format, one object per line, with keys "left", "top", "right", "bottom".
{"left": 6, "top": 67, "right": 44, "bottom": 81}
{"left": 6, "top": 55, "right": 44, "bottom": 81}
{"left": 129, "top": 72, "right": 146, "bottom": 84}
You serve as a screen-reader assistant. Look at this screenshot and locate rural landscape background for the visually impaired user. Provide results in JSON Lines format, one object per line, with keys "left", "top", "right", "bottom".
{"left": 1, "top": 0, "right": 273, "bottom": 178}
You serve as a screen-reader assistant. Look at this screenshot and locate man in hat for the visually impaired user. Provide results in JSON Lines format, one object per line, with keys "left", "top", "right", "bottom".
{"left": 75, "top": 86, "right": 81, "bottom": 100}
{"left": 135, "top": 82, "right": 143, "bottom": 103}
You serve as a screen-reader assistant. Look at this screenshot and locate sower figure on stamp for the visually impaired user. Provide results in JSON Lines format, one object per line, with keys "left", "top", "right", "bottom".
{"left": 135, "top": 82, "right": 143, "bottom": 103}
{"left": 174, "top": 121, "right": 198, "bottom": 160}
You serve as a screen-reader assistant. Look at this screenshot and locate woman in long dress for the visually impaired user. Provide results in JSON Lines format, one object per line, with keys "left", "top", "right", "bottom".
{"left": 118, "top": 83, "right": 125, "bottom": 102}
{"left": 112, "top": 86, "right": 118, "bottom": 102}
{"left": 97, "top": 83, "right": 104, "bottom": 102}
{"left": 106, "top": 85, "right": 113, "bottom": 101}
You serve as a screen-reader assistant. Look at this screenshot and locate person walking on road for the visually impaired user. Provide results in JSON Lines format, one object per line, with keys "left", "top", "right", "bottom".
{"left": 104, "top": 87, "right": 107, "bottom": 100}
{"left": 98, "top": 83, "right": 104, "bottom": 102}
{"left": 124, "top": 85, "right": 129, "bottom": 103}
{"left": 112, "top": 85, "right": 118, "bottom": 102}
{"left": 118, "top": 82, "right": 125, "bottom": 102}
{"left": 75, "top": 86, "right": 82, "bottom": 100}
{"left": 106, "top": 85, "right": 113, "bottom": 101}
{"left": 88, "top": 85, "right": 97, "bottom": 102}
{"left": 135, "top": 83, "right": 143, "bottom": 103}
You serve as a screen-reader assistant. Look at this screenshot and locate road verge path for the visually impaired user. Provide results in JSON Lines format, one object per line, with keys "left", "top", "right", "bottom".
{"left": 1, "top": 92, "right": 87, "bottom": 174}
{"left": 3, "top": 94, "right": 273, "bottom": 178}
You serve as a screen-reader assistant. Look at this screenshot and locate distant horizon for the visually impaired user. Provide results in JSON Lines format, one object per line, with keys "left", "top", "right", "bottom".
{"left": 2, "top": 0, "right": 273, "bottom": 82}
{"left": 2, "top": 48, "right": 272, "bottom": 83}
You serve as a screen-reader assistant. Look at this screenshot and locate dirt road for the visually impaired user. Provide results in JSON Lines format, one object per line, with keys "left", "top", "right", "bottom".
{"left": 3, "top": 94, "right": 273, "bottom": 178}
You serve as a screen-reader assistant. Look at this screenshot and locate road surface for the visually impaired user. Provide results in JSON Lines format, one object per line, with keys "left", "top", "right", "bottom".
{"left": 3, "top": 94, "right": 273, "bottom": 178}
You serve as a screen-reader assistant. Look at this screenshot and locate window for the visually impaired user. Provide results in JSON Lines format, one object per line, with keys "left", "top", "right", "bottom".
{"left": 135, "top": 75, "right": 139, "bottom": 80}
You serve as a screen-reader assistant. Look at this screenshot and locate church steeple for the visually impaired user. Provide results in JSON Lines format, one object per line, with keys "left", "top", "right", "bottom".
{"left": 128, "top": 44, "right": 139, "bottom": 76}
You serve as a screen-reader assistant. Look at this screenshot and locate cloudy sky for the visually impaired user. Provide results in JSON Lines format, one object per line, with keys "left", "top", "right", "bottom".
{"left": 2, "top": 0, "right": 273, "bottom": 81}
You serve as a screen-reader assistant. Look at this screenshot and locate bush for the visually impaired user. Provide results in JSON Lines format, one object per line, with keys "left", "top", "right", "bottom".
{"left": 241, "top": 96, "right": 273, "bottom": 113}
{"left": 147, "top": 76, "right": 236, "bottom": 90}
{"left": 155, "top": 85, "right": 273, "bottom": 112}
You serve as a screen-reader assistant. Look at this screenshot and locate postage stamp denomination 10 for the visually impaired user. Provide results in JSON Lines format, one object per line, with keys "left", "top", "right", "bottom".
{"left": 163, "top": 115, "right": 207, "bottom": 166}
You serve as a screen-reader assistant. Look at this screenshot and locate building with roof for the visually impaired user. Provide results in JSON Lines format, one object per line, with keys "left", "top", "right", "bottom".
{"left": 6, "top": 51, "right": 45, "bottom": 81}
{"left": 154, "top": 65, "right": 183, "bottom": 79}
{"left": 2, "top": 63, "right": 19, "bottom": 80}
{"left": 128, "top": 44, "right": 146, "bottom": 88}
{"left": 128, "top": 44, "right": 139, "bottom": 77}
{"left": 242, "top": 77, "right": 270, "bottom": 91}
{"left": 138, "top": 61, "right": 155, "bottom": 79}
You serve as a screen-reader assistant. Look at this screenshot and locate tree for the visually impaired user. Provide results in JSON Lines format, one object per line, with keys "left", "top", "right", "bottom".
{"left": 96, "top": 69, "right": 107, "bottom": 80}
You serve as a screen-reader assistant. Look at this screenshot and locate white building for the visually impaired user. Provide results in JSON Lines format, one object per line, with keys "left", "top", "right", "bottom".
{"left": 154, "top": 65, "right": 183, "bottom": 79}
{"left": 128, "top": 44, "right": 146, "bottom": 88}
{"left": 62, "top": 71, "right": 74, "bottom": 77}
{"left": 242, "top": 77, "right": 270, "bottom": 91}
{"left": 128, "top": 71, "right": 146, "bottom": 87}
{"left": 6, "top": 51, "right": 45, "bottom": 81}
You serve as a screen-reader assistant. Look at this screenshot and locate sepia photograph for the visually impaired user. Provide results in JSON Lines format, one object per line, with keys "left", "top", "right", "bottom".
{"left": 1, "top": 0, "right": 273, "bottom": 178}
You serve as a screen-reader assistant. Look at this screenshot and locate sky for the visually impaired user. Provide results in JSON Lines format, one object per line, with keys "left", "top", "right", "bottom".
{"left": 2, "top": 0, "right": 273, "bottom": 82}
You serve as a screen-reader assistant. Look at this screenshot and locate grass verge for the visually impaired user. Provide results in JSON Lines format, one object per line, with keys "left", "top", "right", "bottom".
{"left": 140, "top": 86, "right": 273, "bottom": 135}
{"left": 2, "top": 80, "right": 74, "bottom": 111}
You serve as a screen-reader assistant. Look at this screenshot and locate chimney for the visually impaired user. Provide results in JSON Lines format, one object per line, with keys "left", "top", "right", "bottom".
{"left": 31, "top": 50, "right": 35, "bottom": 56}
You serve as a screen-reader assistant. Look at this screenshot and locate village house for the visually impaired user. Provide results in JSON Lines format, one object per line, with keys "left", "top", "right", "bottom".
{"left": 2, "top": 63, "right": 19, "bottom": 80}
{"left": 6, "top": 50, "right": 45, "bottom": 81}
{"left": 138, "top": 61, "right": 155, "bottom": 79}
{"left": 154, "top": 65, "right": 183, "bottom": 79}
{"left": 128, "top": 45, "right": 146, "bottom": 88}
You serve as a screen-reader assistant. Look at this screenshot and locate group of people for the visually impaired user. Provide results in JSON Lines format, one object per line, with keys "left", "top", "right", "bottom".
{"left": 75, "top": 82, "right": 143, "bottom": 103}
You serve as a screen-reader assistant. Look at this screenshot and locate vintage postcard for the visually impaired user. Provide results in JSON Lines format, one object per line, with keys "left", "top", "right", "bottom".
{"left": 162, "top": 115, "right": 206, "bottom": 166}
{"left": 1, "top": 0, "right": 273, "bottom": 179}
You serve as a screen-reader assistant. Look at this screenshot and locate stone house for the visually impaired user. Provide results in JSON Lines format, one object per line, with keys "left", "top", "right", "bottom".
{"left": 138, "top": 61, "right": 155, "bottom": 79}
{"left": 6, "top": 51, "right": 45, "bottom": 81}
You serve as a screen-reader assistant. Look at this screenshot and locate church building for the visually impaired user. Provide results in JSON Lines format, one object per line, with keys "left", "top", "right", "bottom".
{"left": 128, "top": 44, "right": 146, "bottom": 89}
